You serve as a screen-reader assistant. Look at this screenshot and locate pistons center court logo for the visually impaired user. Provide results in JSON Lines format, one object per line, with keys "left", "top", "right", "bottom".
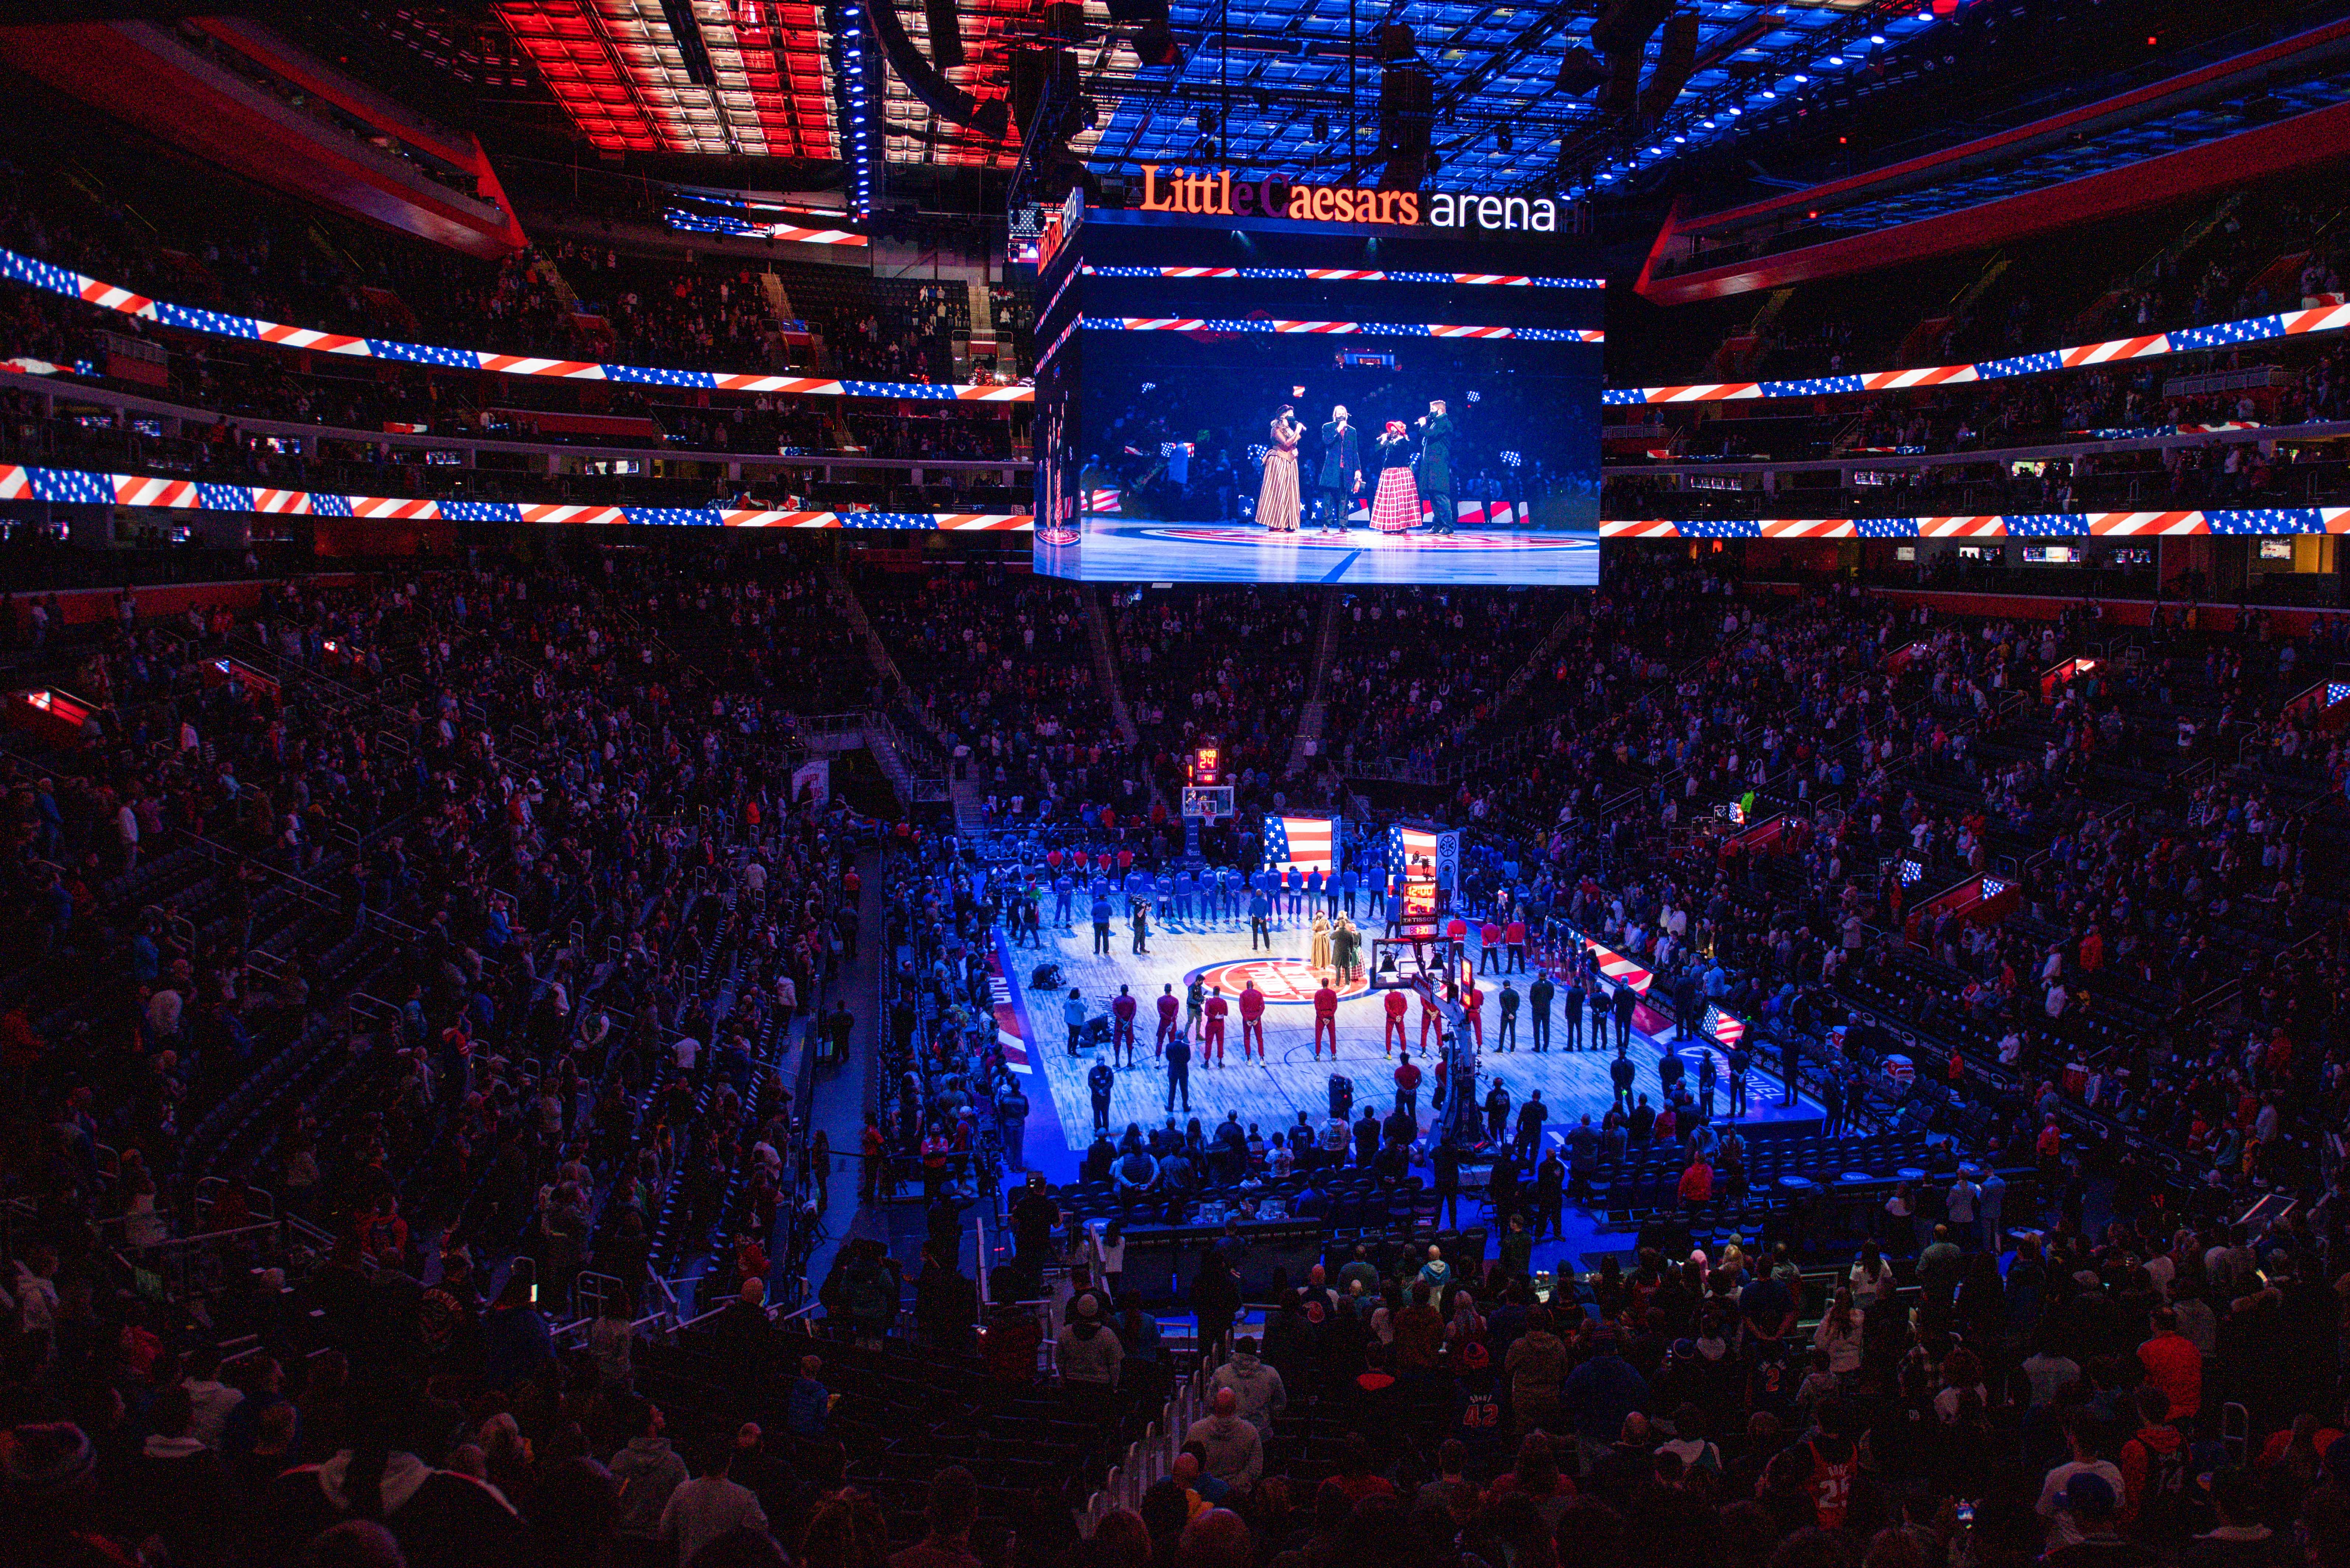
{"left": 1189, "top": 958, "right": 1369, "bottom": 1004}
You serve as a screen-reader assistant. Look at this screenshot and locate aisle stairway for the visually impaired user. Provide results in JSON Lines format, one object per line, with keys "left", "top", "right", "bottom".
{"left": 1499, "top": 598, "right": 1588, "bottom": 711}
{"left": 1082, "top": 587, "right": 1141, "bottom": 748}
{"left": 1285, "top": 590, "right": 1346, "bottom": 776}
{"left": 761, "top": 271, "right": 797, "bottom": 326}
{"left": 1083, "top": 586, "right": 1169, "bottom": 816}
{"left": 813, "top": 564, "right": 927, "bottom": 806}
{"left": 819, "top": 564, "right": 881, "bottom": 660}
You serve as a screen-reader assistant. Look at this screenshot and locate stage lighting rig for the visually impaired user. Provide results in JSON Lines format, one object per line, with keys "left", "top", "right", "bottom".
{"left": 1376, "top": 23, "right": 1434, "bottom": 189}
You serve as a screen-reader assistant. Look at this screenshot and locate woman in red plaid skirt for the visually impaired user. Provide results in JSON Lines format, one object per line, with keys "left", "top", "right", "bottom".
{"left": 1368, "top": 420, "right": 1421, "bottom": 534}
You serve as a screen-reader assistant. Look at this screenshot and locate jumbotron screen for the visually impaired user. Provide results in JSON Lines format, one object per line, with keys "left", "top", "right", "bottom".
{"left": 1031, "top": 198, "right": 1602, "bottom": 586}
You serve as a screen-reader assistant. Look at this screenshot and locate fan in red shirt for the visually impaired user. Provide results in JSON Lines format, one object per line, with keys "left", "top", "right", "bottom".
{"left": 1383, "top": 988, "right": 1408, "bottom": 1056}
{"left": 1804, "top": 1424, "right": 1859, "bottom": 1528}
{"left": 1312, "top": 982, "right": 1340, "bottom": 1059}
{"left": 1238, "top": 982, "right": 1267, "bottom": 1061}
{"left": 1202, "top": 987, "right": 1230, "bottom": 1065}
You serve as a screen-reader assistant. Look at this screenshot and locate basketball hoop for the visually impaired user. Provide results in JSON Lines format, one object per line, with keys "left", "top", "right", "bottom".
{"left": 1182, "top": 785, "right": 1234, "bottom": 821}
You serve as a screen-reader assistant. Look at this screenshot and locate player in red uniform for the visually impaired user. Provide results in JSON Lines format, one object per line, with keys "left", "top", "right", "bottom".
{"left": 1420, "top": 985, "right": 1444, "bottom": 1052}
{"left": 1238, "top": 982, "right": 1267, "bottom": 1061}
{"left": 1110, "top": 985, "right": 1138, "bottom": 1065}
{"left": 1383, "top": 988, "right": 1408, "bottom": 1056}
{"left": 1312, "top": 982, "right": 1339, "bottom": 1059}
{"left": 1155, "top": 984, "right": 1182, "bottom": 1059}
{"left": 1461, "top": 981, "right": 1484, "bottom": 1048}
{"left": 1202, "top": 986, "right": 1229, "bottom": 1066}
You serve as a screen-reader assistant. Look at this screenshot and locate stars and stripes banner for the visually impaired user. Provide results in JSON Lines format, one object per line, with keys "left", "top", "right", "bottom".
{"left": 1081, "top": 265, "right": 1605, "bottom": 288}
{"left": 0, "top": 245, "right": 1025, "bottom": 404}
{"left": 1701, "top": 1003, "right": 1746, "bottom": 1051}
{"left": 2086, "top": 511, "right": 2211, "bottom": 536}
{"left": 112, "top": 476, "right": 196, "bottom": 508}
{"left": 1602, "top": 298, "right": 2350, "bottom": 405}
{"left": 1603, "top": 509, "right": 2350, "bottom": 538}
{"left": 1583, "top": 939, "right": 1653, "bottom": 996}
{"left": 662, "top": 208, "right": 867, "bottom": 247}
{"left": 2065, "top": 422, "right": 2262, "bottom": 440}
{"left": 18, "top": 463, "right": 2350, "bottom": 550}
{"left": 1080, "top": 316, "right": 1603, "bottom": 342}
{"left": 0, "top": 460, "right": 1037, "bottom": 530}
{"left": 1263, "top": 813, "right": 1340, "bottom": 877}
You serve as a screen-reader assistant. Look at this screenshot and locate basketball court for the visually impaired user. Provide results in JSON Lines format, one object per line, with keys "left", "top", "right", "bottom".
{"left": 993, "top": 905, "right": 1827, "bottom": 1184}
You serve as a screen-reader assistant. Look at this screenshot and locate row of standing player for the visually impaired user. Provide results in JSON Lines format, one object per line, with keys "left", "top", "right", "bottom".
{"left": 1021, "top": 859, "right": 1447, "bottom": 926}
{"left": 1071, "top": 966, "right": 1812, "bottom": 1142}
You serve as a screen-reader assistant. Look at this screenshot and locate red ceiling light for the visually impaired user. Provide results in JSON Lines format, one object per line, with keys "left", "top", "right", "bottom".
{"left": 498, "top": 0, "right": 835, "bottom": 157}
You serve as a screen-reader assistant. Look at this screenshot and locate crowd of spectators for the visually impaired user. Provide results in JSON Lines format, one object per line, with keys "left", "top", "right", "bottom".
{"left": 0, "top": 523, "right": 2346, "bottom": 1568}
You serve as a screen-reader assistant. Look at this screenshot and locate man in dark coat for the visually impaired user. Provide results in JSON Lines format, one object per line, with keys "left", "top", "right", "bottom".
{"left": 1417, "top": 399, "right": 1456, "bottom": 532}
{"left": 1317, "top": 405, "right": 1362, "bottom": 530}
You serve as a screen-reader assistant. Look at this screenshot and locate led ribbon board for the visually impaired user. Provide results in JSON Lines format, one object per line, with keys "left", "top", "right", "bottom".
{"left": 15, "top": 241, "right": 2347, "bottom": 409}
{"left": 1082, "top": 266, "right": 1605, "bottom": 287}
{"left": 0, "top": 463, "right": 1032, "bottom": 529}
{"left": 0, "top": 248, "right": 1027, "bottom": 404}
{"left": 1601, "top": 509, "right": 2350, "bottom": 537}
{"left": 1607, "top": 302, "right": 2350, "bottom": 404}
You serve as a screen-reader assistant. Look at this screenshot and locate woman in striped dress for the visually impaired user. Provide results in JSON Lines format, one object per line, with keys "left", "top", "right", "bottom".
{"left": 1257, "top": 406, "right": 1304, "bottom": 531}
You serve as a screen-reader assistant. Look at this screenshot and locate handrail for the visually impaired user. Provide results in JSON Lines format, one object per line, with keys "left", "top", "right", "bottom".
{"left": 129, "top": 1218, "right": 285, "bottom": 1251}
{"left": 681, "top": 1298, "right": 742, "bottom": 1335}
{"left": 181, "top": 830, "right": 348, "bottom": 914}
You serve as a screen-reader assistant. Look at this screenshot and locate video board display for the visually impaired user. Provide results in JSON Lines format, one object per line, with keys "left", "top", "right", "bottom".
{"left": 1032, "top": 201, "right": 1601, "bottom": 587}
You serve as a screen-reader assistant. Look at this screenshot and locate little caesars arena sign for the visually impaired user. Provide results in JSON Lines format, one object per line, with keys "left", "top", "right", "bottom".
{"left": 1136, "top": 165, "right": 1570, "bottom": 233}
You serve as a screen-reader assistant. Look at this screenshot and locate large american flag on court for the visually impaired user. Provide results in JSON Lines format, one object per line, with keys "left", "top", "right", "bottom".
{"left": 1264, "top": 815, "right": 1338, "bottom": 876}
